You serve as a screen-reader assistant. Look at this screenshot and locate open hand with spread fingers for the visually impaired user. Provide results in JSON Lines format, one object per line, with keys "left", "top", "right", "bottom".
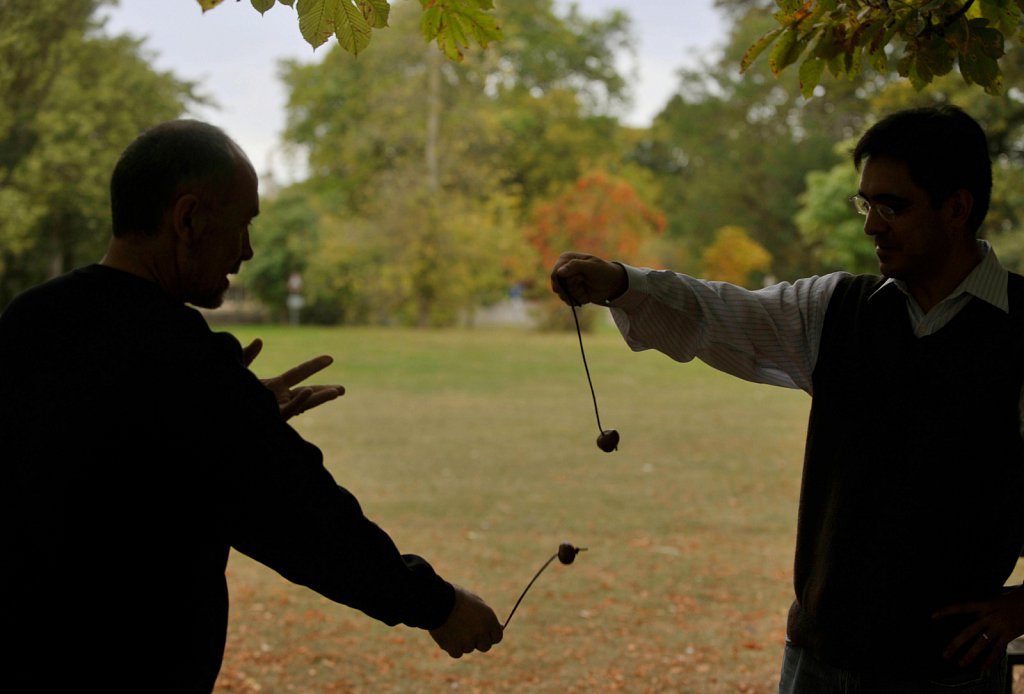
{"left": 243, "top": 338, "right": 345, "bottom": 420}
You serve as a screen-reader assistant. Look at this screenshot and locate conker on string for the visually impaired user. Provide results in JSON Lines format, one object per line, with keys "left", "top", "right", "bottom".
{"left": 504, "top": 542, "right": 588, "bottom": 629}
{"left": 557, "top": 542, "right": 586, "bottom": 565}
{"left": 596, "top": 429, "right": 619, "bottom": 453}
{"left": 557, "top": 276, "right": 620, "bottom": 453}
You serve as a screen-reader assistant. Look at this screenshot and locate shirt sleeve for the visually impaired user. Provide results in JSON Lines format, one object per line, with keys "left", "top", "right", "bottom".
{"left": 607, "top": 265, "right": 849, "bottom": 395}
{"left": 193, "top": 334, "right": 455, "bottom": 631}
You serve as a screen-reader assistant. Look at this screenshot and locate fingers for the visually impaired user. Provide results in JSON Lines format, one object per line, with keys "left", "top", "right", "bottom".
{"left": 553, "top": 274, "right": 578, "bottom": 307}
{"left": 549, "top": 252, "right": 627, "bottom": 306}
{"left": 305, "top": 385, "right": 345, "bottom": 407}
{"left": 945, "top": 625, "right": 1004, "bottom": 670}
{"left": 935, "top": 601, "right": 1009, "bottom": 670}
{"left": 278, "top": 388, "right": 312, "bottom": 420}
{"left": 294, "top": 386, "right": 345, "bottom": 416}
{"left": 276, "top": 355, "right": 335, "bottom": 388}
{"left": 242, "top": 338, "right": 263, "bottom": 367}
{"left": 278, "top": 385, "right": 345, "bottom": 421}
{"left": 550, "top": 253, "right": 592, "bottom": 305}
{"left": 429, "top": 586, "right": 503, "bottom": 658}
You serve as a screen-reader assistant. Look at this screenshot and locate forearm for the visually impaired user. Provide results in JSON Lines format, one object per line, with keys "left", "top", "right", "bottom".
{"left": 609, "top": 266, "right": 845, "bottom": 392}
{"left": 226, "top": 449, "right": 456, "bottom": 629}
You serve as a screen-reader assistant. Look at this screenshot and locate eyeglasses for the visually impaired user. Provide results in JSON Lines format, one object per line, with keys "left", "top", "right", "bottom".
{"left": 850, "top": 194, "right": 903, "bottom": 223}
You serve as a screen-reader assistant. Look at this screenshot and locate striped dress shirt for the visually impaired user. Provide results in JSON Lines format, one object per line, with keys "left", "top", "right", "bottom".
{"left": 608, "top": 240, "right": 1024, "bottom": 437}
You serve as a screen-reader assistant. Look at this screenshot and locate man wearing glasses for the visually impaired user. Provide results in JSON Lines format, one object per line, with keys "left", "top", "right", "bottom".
{"left": 550, "top": 104, "right": 1024, "bottom": 693}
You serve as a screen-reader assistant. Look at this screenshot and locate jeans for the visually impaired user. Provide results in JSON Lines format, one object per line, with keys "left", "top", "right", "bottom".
{"left": 778, "top": 642, "right": 1007, "bottom": 694}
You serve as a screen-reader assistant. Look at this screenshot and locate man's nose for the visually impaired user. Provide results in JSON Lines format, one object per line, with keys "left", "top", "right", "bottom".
{"left": 862, "top": 208, "right": 887, "bottom": 237}
{"left": 241, "top": 230, "right": 254, "bottom": 261}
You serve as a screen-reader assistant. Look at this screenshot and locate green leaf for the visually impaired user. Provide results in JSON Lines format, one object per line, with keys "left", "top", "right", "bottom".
{"left": 798, "top": 56, "right": 825, "bottom": 98}
{"left": 904, "top": 10, "right": 927, "bottom": 37}
{"left": 777, "top": 0, "right": 806, "bottom": 13}
{"left": 856, "top": 19, "right": 885, "bottom": 51}
{"left": 358, "top": 0, "right": 390, "bottom": 29}
{"left": 420, "top": 4, "right": 442, "bottom": 39}
{"left": 251, "top": 0, "right": 276, "bottom": 14}
{"left": 334, "top": 0, "right": 372, "bottom": 55}
{"left": 845, "top": 44, "right": 863, "bottom": 80}
{"left": 870, "top": 47, "right": 888, "bottom": 72}
{"left": 297, "top": 0, "right": 340, "bottom": 50}
{"left": 420, "top": 0, "right": 501, "bottom": 61}
{"left": 811, "top": 25, "right": 843, "bottom": 60}
{"left": 959, "top": 39, "right": 1004, "bottom": 93}
{"left": 967, "top": 19, "right": 1006, "bottom": 59}
{"left": 946, "top": 14, "right": 970, "bottom": 51}
{"left": 907, "top": 61, "right": 930, "bottom": 91}
{"left": 826, "top": 51, "right": 844, "bottom": 78}
{"left": 740, "top": 26, "right": 785, "bottom": 74}
{"left": 980, "top": 0, "right": 1023, "bottom": 35}
{"left": 896, "top": 52, "right": 912, "bottom": 78}
{"left": 768, "top": 25, "right": 800, "bottom": 76}
{"left": 452, "top": 11, "right": 471, "bottom": 46}
{"left": 453, "top": 2, "right": 502, "bottom": 46}
{"left": 197, "top": 0, "right": 227, "bottom": 11}
{"left": 916, "top": 33, "right": 955, "bottom": 77}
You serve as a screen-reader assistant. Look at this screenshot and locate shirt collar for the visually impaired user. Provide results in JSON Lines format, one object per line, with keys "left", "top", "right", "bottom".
{"left": 868, "top": 240, "right": 1009, "bottom": 313}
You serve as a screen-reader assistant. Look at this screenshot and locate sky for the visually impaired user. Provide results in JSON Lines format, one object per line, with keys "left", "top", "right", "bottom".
{"left": 101, "top": 1, "right": 727, "bottom": 183}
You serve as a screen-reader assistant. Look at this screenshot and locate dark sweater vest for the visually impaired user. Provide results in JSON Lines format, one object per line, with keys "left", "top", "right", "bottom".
{"left": 786, "top": 273, "right": 1024, "bottom": 675}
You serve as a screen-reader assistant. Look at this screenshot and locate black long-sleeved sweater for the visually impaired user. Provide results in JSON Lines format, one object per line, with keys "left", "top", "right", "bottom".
{"left": 0, "top": 265, "right": 455, "bottom": 693}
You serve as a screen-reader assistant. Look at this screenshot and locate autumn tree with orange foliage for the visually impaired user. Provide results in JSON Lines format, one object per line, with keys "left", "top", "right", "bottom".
{"left": 526, "top": 170, "right": 666, "bottom": 281}
{"left": 524, "top": 170, "right": 665, "bottom": 329}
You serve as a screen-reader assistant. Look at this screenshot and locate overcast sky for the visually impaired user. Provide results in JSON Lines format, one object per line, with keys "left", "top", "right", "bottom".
{"left": 101, "top": 1, "right": 726, "bottom": 182}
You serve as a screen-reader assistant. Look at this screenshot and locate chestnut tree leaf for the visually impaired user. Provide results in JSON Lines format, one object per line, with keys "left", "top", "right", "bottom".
{"left": 746, "top": 0, "right": 1024, "bottom": 96}
{"left": 334, "top": 0, "right": 372, "bottom": 55}
{"left": 297, "top": 0, "right": 338, "bottom": 50}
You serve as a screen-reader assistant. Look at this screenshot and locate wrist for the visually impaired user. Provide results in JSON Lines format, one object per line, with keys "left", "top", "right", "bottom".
{"left": 604, "top": 262, "right": 628, "bottom": 304}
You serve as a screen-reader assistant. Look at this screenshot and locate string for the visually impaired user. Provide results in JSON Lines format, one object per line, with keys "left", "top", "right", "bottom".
{"left": 569, "top": 302, "right": 604, "bottom": 434}
{"left": 503, "top": 553, "right": 557, "bottom": 629}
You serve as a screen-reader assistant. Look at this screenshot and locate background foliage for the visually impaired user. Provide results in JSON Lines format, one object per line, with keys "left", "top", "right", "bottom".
{"left": 200, "top": 0, "right": 502, "bottom": 61}
{"left": 744, "top": 0, "right": 1024, "bottom": 97}
{"left": 4, "top": 0, "right": 1024, "bottom": 322}
{"left": 0, "top": 0, "right": 197, "bottom": 306}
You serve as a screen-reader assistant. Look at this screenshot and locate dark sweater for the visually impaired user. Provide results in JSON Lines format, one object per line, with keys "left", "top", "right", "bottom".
{"left": 0, "top": 265, "right": 455, "bottom": 693}
{"left": 786, "top": 273, "right": 1024, "bottom": 675}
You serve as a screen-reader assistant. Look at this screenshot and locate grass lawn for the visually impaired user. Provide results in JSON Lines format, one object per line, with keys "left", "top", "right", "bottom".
{"left": 211, "top": 321, "right": 812, "bottom": 693}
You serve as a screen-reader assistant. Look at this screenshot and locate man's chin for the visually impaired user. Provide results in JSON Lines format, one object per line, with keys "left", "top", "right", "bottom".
{"left": 188, "top": 292, "right": 226, "bottom": 310}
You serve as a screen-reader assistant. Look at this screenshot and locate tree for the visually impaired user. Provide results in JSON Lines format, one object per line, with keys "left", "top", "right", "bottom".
{"left": 794, "top": 157, "right": 877, "bottom": 274}
{"left": 525, "top": 169, "right": 665, "bottom": 280}
{"left": 0, "top": 1, "right": 198, "bottom": 306}
{"left": 524, "top": 169, "right": 664, "bottom": 329}
{"left": 255, "top": 0, "right": 633, "bottom": 324}
{"left": 745, "top": 0, "right": 1024, "bottom": 97}
{"left": 700, "top": 225, "right": 773, "bottom": 286}
{"left": 638, "top": 6, "right": 874, "bottom": 280}
{"left": 199, "top": 0, "right": 501, "bottom": 60}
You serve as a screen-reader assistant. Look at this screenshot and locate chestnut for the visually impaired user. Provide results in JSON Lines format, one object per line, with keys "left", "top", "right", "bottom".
{"left": 596, "top": 429, "right": 619, "bottom": 453}
{"left": 557, "top": 542, "right": 586, "bottom": 565}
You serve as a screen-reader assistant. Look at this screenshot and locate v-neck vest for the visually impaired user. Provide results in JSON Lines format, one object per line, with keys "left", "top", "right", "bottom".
{"left": 786, "top": 273, "right": 1024, "bottom": 675}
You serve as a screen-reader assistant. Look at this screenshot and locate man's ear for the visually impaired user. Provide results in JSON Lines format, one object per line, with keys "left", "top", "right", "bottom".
{"left": 946, "top": 189, "right": 974, "bottom": 231}
{"left": 171, "top": 194, "right": 202, "bottom": 244}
